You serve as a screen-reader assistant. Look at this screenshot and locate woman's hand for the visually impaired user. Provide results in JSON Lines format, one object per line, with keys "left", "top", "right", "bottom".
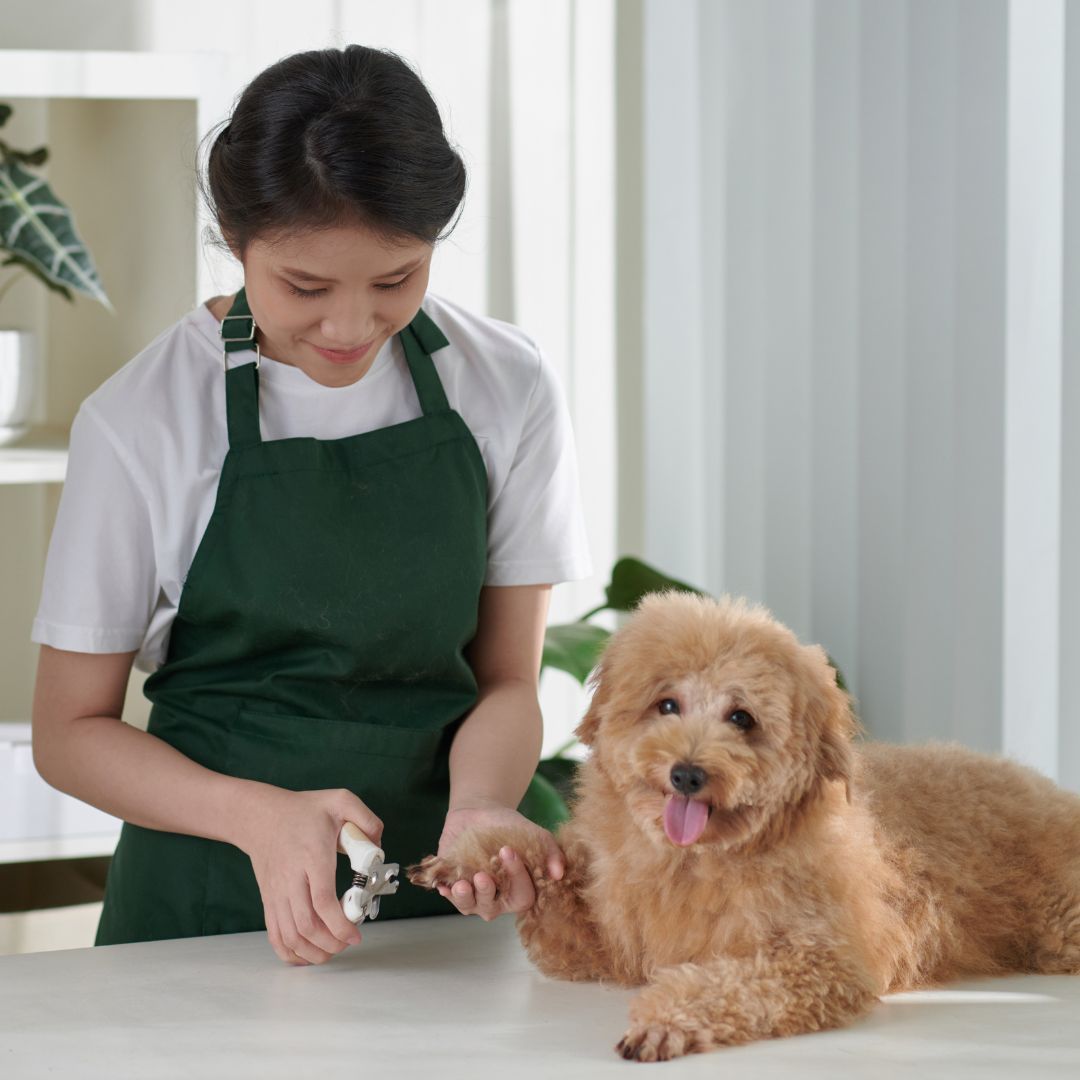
{"left": 236, "top": 784, "right": 382, "bottom": 965}
{"left": 435, "top": 801, "right": 565, "bottom": 920}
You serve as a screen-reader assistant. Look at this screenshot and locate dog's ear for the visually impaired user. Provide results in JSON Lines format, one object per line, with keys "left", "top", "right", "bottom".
{"left": 575, "top": 655, "right": 611, "bottom": 748}
{"left": 803, "top": 645, "right": 860, "bottom": 802}
{"left": 818, "top": 718, "right": 855, "bottom": 803}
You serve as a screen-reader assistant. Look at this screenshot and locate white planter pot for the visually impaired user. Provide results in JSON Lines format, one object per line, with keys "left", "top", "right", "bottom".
{"left": 0, "top": 330, "right": 37, "bottom": 445}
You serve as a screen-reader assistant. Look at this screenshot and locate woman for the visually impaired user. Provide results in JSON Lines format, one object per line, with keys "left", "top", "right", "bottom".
{"left": 29, "top": 45, "right": 591, "bottom": 966}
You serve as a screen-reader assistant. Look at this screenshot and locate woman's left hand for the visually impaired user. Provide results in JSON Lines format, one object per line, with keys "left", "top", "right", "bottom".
{"left": 435, "top": 802, "right": 565, "bottom": 920}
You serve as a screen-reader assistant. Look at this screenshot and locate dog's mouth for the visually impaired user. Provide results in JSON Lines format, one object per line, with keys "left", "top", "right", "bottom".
{"left": 662, "top": 793, "right": 713, "bottom": 846}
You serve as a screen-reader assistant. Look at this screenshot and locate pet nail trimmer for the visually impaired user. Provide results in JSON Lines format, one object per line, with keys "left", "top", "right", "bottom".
{"left": 339, "top": 822, "right": 400, "bottom": 924}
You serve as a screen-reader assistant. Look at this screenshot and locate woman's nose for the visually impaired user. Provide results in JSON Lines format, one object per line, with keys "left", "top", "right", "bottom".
{"left": 320, "top": 309, "right": 376, "bottom": 348}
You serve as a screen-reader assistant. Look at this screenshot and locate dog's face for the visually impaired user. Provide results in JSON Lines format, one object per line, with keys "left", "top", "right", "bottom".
{"left": 575, "top": 591, "right": 857, "bottom": 853}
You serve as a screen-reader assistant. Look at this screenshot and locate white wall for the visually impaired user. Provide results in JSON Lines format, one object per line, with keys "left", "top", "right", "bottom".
{"left": 635, "top": 0, "right": 1079, "bottom": 787}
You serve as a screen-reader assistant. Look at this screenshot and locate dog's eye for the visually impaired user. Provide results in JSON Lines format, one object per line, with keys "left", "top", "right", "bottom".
{"left": 657, "top": 698, "right": 680, "bottom": 716}
{"left": 728, "top": 709, "right": 756, "bottom": 731}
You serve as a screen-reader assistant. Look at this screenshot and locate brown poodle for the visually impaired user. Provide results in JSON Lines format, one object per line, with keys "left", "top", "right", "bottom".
{"left": 409, "top": 591, "right": 1080, "bottom": 1062}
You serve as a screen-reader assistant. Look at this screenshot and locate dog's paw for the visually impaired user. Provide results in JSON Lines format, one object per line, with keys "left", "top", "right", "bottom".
{"left": 615, "top": 1019, "right": 709, "bottom": 1063}
{"left": 404, "top": 852, "right": 504, "bottom": 892}
{"left": 406, "top": 824, "right": 544, "bottom": 892}
{"left": 405, "top": 854, "right": 454, "bottom": 890}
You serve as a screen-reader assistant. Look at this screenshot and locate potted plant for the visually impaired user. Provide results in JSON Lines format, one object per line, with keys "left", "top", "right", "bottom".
{"left": 0, "top": 102, "right": 111, "bottom": 444}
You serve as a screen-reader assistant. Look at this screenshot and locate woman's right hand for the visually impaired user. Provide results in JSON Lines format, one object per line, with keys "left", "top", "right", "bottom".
{"left": 236, "top": 784, "right": 384, "bottom": 965}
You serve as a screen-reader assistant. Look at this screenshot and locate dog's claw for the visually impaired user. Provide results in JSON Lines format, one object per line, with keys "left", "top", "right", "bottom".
{"left": 617, "top": 1023, "right": 696, "bottom": 1062}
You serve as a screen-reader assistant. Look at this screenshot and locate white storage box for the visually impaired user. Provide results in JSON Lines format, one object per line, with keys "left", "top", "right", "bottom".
{"left": 0, "top": 722, "right": 121, "bottom": 863}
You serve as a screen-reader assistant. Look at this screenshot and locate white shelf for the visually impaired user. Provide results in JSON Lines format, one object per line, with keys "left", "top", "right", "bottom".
{"left": 0, "top": 46, "right": 235, "bottom": 311}
{"left": 0, "top": 834, "right": 118, "bottom": 865}
{"left": 0, "top": 49, "right": 230, "bottom": 103}
{"left": 0, "top": 426, "right": 67, "bottom": 484}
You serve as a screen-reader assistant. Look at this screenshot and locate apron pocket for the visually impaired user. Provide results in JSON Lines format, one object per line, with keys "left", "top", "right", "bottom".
{"left": 213, "top": 707, "right": 456, "bottom": 924}
{"left": 227, "top": 707, "right": 450, "bottom": 793}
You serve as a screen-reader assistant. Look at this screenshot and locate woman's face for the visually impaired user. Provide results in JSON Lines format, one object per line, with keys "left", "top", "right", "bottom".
{"left": 236, "top": 223, "right": 434, "bottom": 388}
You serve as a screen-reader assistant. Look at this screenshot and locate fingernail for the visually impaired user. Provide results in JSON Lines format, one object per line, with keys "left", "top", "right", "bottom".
{"left": 500, "top": 847, "right": 516, "bottom": 862}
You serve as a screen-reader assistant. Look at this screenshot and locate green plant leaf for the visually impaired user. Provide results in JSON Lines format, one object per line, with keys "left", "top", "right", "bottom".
{"left": 536, "top": 756, "right": 580, "bottom": 806}
{"left": 0, "top": 159, "right": 111, "bottom": 310}
{"left": 541, "top": 622, "right": 610, "bottom": 684}
{"left": 604, "top": 555, "right": 708, "bottom": 611}
{"left": 826, "top": 653, "right": 849, "bottom": 694}
{"left": 516, "top": 770, "right": 570, "bottom": 831}
{"left": 8, "top": 146, "right": 49, "bottom": 168}
{"left": 2, "top": 252, "right": 73, "bottom": 302}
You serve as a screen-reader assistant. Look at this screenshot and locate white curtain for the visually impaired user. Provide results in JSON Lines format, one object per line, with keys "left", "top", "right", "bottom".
{"left": 633, "top": 0, "right": 1079, "bottom": 789}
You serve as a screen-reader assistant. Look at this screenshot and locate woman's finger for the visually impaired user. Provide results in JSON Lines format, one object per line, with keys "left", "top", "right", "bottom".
{"left": 309, "top": 871, "right": 362, "bottom": 949}
{"left": 337, "top": 792, "right": 384, "bottom": 849}
{"left": 284, "top": 888, "right": 336, "bottom": 964}
{"left": 471, "top": 871, "right": 499, "bottom": 920}
{"left": 543, "top": 836, "right": 567, "bottom": 881}
{"left": 260, "top": 883, "right": 309, "bottom": 965}
{"left": 450, "top": 878, "right": 477, "bottom": 913}
{"left": 272, "top": 898, "right": 317, "bottom": 967}
{"left": 264, "top": 903, "right": 295, "bottom": 965}
{"left": 498, "top": 848, "right": 538, "bottom": 912}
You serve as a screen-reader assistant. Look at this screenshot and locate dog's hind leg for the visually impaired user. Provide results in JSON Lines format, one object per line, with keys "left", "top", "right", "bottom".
{"left": 616, "top": 939, "right": 880, "bottom": 1062}
{"left": 1029, "top": 879, "right": 1080, "bottom": 975}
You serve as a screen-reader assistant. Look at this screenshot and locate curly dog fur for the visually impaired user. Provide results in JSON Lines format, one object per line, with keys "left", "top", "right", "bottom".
{"left": 409, "top": 591, "right": 1080, "bottom": 1061}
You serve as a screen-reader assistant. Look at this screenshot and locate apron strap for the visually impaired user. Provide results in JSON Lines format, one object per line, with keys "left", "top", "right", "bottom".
{"left": 220, "top": 287, "right": 262, "bottom": 449}
{"left": 225, "top": 363, "right": 262, "bottom": 448}
{"left": 399, "top": 307, "right": 451, "bottom": 416}
{"left": 218, "top": 289, "right": 453, "bottom": 446}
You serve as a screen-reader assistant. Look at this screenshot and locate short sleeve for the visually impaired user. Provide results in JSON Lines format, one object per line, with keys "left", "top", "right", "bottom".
{"left": 483, "top": 345, "right": 592, "bottom": 586}
{"left": 31, "top": 403, "right": 158, "bottom": 653}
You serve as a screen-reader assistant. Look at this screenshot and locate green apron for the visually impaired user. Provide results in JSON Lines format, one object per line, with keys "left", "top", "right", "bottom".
{"left": 96, "top": 288, "right": 493, "bottom": 944}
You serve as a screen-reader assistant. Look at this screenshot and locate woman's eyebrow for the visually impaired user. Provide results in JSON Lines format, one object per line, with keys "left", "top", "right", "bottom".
{"left": 280, "top": 260, "right": 421, "bottom": 283}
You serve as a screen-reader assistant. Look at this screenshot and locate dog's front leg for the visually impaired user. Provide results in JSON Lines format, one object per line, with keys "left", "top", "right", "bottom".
{"left": 408, "top": 824, "right": 634, "bottom": 985}
{"left": 617, "top": 942, "right": 879, "bottom": 1062}
{"left": 516, "top": 829, "right": 638, "bottom": 987}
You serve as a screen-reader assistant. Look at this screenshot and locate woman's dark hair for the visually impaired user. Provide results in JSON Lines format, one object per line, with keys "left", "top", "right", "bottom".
{"left": 197, "top": 45, "right": 467, "bottom": 257}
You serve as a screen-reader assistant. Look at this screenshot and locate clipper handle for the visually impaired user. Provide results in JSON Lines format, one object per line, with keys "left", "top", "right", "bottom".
{"left": 339, "top": 822, "right": 398, "bottom": 924}
{"left": 339, "top": 821, "right": 384, "bottom": 867}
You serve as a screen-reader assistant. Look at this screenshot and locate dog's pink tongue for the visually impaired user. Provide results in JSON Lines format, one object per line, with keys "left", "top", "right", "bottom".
{"left": 663, "top": 795, "right": 710, "bottom": 846}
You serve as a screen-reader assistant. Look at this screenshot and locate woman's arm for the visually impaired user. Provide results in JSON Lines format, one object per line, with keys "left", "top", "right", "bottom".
{"left": 31, "top": 645, "right": 380, "bottom": 965}
{"left": 31, "top": 645, "right": 257, "bottom": 847}
{"left": 433, "top": 583, "right": 568, "bottom": 918}
{"left": 447, "top": 583, "right": 551, "bottom": 812}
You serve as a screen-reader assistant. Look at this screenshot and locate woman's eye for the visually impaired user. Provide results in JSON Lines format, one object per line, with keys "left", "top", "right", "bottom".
{"left": 657, "top": 698, "right": 680, "bottom": 716}
{"left": 286, "top": 282, "right": 326, "bottom": 299}
{"left": 728, "top": 709, "right": 756, "bottom": 732}
{"left": 375, "top": 276, "right": 410, "bottom": 291}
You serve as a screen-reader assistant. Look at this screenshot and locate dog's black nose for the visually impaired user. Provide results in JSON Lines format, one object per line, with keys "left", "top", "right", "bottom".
{"left": 670, "top": 763, "right": 708, "bottom": 795}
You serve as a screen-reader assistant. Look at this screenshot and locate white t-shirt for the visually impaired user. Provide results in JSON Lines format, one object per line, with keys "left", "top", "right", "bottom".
{"left": 31, "top": 291, "right": 592, "bottom": 673}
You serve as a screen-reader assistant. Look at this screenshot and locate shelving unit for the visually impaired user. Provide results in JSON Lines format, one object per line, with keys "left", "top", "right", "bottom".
{"left": 0, "top": 723, "right": 118, "bottom": 864}
{"left": 0, "top": 426, "right": 67, "bottom": 484}
{"left": 0, "top": 50, "right": 232, "bottom": 893}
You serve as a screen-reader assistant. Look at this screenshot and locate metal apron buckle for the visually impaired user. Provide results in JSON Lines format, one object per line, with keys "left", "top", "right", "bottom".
{"left": 221, "top": 313, "right": 261, "bottom": 371}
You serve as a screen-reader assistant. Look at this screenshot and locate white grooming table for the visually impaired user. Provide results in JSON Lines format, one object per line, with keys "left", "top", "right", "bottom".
{"left": 0, "top": 911, "right": 1078, "bottom": 1077}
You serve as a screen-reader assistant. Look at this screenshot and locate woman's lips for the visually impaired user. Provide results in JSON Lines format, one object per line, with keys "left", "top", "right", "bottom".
{"left": 308, "top": 339, "right": 375, "bottom": 364}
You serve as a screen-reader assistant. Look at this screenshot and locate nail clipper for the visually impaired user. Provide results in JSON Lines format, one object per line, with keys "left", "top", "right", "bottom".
{"left": 338, "top": 822, "right": 400, "bottom": 924}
